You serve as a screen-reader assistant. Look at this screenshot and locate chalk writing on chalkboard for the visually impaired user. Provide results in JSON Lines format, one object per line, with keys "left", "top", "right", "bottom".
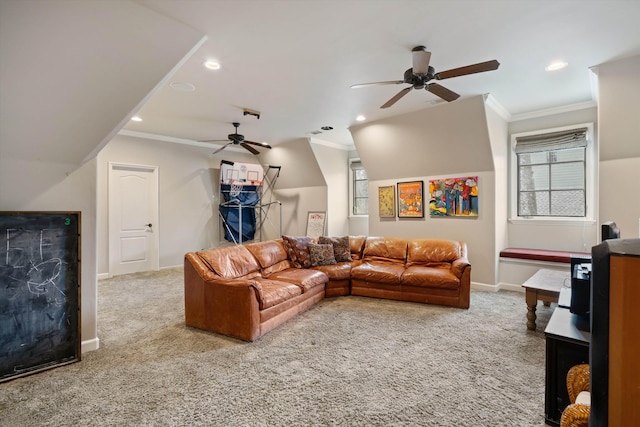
{"left": 0, "top": 212, "right": 81, "bottom": 383}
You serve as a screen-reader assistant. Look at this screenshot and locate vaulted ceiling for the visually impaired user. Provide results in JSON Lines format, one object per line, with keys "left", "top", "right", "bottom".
{"left": 2, "top": 1, "right": 640, "bottom": 165}
{"left": 127, "top": 0, "right": 640, "bottom": 150}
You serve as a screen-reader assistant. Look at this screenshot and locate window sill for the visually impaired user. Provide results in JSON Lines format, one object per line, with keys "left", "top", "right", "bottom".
{"left": 509, "top": 217, "right": 596, "bottom": 226}
{"left": 349, "top": 215, "right": 369, "bottom": 220}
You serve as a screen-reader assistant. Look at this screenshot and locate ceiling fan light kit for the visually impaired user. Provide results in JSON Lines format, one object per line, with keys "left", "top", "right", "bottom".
{"left": 353, "top": 45, "right": 500, "bottom": 109}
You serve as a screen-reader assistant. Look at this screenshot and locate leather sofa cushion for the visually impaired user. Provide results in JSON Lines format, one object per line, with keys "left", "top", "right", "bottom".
{"left": 268, "top": 269, "right": 328, "bottom": 292}
{"left": 406, "top": 239, "right": 463, "bottom": 266}
{"left": 252, "top": 279, "right": 303, "bottom": 310}
{"left": 351, "top": 262, "right": 405, "bottom": 284}
{"left": 362, "top": 237, "right": 408, "bottom": 263}
{"left": 349, "top": 235, "right": 367, "bottom": 260}
{"left": 311, "top": 262, "right": 351, "bottom": 280}
{"left": 401, "top": 266, "right": 460, "bottom": 289}
{"left": 196, "top": 245, "right": 260, "bottom": 279}
{"left": 245, "top": 240, "right": 289, "bottom": 270}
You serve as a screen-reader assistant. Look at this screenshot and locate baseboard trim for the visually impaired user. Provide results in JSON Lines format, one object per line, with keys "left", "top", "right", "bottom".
{"left": 98, "top": 265, "right": 182, "bottom": 281}
{"left": 496, "top": 282, "right": 525, "bottom": 293}
{"left": 81, "top": 337, "right": 100, "bottom": 353}
{"left": 471, "top": 282, "right": 526, "bottom": 293}
{"left": 471, "top": 282, "right": 498, "bottom": 292}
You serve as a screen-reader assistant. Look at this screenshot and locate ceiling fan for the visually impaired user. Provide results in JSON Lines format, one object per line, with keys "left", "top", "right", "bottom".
{"left": 199, "top": 122, "right": 272, "bottom": 155}
{"left": 351, "top": 46, "right": 500, "bottom": 108}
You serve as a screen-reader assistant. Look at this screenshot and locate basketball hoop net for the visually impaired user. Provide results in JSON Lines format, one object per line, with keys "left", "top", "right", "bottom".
{"left": 229, "top": 181, "right": 243, "bottom": 197}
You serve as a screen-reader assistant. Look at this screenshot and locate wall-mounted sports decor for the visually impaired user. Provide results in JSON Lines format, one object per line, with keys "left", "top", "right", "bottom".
{"left": 429, "top": 176, "right": 478, "bottom": 217}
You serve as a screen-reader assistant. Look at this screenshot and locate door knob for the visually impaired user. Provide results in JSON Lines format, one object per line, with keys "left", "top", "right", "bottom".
{"left": 146, "top": 223, "right": 152, "bottom": 227}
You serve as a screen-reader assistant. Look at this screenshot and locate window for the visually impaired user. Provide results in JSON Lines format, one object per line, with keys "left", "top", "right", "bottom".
{"left": 511, "top": 124, "right": 595, "bottom": 221}
{"left": 350, "top": 160, "right": 368, "bottom": 215}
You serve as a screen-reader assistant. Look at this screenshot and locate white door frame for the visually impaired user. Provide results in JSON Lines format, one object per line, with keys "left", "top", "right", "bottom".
{"left": 108, "top": 162, "right": 159, "bottom": 277}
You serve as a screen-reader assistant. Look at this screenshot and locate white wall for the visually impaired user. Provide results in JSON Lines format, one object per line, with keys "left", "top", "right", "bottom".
{"left": 310, "top": 140, "right": 349, "bottom": 236}
{"left": 484, "top": 97, "right": 510, "bottom": 285}
{"left": 506, "top": 106, "right": 599, "bottom": 253}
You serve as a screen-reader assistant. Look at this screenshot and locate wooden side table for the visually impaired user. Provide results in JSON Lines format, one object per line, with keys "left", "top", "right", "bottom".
{"left": 522, "top": 268, "right": 570, "bottom": 331}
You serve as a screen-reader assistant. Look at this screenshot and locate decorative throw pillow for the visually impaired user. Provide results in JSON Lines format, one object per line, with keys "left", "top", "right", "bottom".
{"left": 319, "top": 235, "right": 350, "bottom": 262}
{"left": 309, "top": 243, "right": 337, "bottom": 267}
{"left": 282, "top": 235, "right": 313, "bottom": 268}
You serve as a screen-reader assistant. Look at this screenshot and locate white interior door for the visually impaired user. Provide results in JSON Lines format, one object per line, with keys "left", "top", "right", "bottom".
{"left": 108, "top": 163, "right": 159, "bottom": 276}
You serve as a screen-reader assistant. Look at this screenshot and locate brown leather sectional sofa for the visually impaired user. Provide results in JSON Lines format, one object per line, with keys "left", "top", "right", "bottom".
{"left": 184, "top": 236, "right": 471, "bottom": 341}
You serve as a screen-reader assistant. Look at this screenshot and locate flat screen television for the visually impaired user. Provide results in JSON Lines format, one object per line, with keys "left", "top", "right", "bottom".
{"left": 601, "top": 221, "right": 620, "bottom": 241}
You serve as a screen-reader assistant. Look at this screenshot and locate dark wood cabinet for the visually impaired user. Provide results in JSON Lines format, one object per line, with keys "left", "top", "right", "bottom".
{"left": 544, "top": 307, "right": 590, "bottom": 426}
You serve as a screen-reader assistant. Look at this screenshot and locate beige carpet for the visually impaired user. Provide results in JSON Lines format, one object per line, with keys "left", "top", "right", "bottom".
{"left": 0, "top": 267, "right": 553, "bottom": 426}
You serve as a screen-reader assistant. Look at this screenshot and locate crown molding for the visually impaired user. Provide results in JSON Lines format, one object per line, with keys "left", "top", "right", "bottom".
{"left": 309, "top": 137, "right": 353, "bottom": 151}
{"left": 483, "top": 94, "right": 512, "bottom": 122}
{"left": 510, "top": 100, "right": 597, "bottom": 122}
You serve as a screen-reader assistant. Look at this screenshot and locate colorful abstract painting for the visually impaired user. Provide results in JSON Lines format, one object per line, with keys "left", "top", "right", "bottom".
{"left": 397, "top": 181, "right": 424, "bottom": 218}
{"left": 429, "top": 176, "right": 478, "bottom": 217}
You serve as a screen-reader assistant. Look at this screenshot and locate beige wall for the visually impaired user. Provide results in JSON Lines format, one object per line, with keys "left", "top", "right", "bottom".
{"left": 597, "top": 55, "right": 640, "bottom": 238}
{"left": 0, "top": 1, "right": 204, "bottom": 353}
{"left": 350, "top": 95, "right": 498, "bottom": 286}
{"left": 96, "top": 135, "right": 259, "bottom": 275}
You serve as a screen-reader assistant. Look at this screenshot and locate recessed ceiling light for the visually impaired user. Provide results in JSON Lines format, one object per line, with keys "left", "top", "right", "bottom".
{"left": 545, "top": 61, "right": 568, "bottom": 71}
{"left": 131, "top": 116, "right": 142, "bottom": 122}
{"left": 356, "top": 115, "right": 366, "bottom": 122}
{"left": 169, "top": 82, "right": 196, "bottom": 92}
{"left": 204, "top": 60, "right": 221, "bottom": 70}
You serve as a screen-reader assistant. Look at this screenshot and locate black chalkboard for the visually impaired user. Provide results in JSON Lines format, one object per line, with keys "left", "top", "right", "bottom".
{"left": 0, "top": 212, "right": 81, "bottom": 382}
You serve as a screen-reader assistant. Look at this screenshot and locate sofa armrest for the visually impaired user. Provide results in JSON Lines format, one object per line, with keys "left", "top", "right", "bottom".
{"left": 184, "top": 255, "right": 262, "bottom": 341}
{"left": 451, "top": 257, "right": 471, "bottom": 278}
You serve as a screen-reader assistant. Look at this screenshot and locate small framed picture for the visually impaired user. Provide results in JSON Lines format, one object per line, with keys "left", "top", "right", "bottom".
{"left": 305, "top": 211, "right": 326, "bottom": 238}
{"left": 397, "top": 181, "right": 424, "bottom": 218}
{"left": 378, "top": 185, "right": 396, "bottom": 218}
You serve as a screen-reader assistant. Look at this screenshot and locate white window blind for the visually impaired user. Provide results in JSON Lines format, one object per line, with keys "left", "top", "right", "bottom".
{"left": 515, "top": 128, "right": 587, "bottom": 217}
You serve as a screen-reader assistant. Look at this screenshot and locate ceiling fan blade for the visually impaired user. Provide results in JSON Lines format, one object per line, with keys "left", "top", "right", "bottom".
{"left": 381, "top": 87, "right": 413, "bottom": 109}
{"left": 244, "top": 140, "right": 272, "bottom": 149}
{"left": 240, "top": 143, "right": 260, "bottom": 155}
{"left": 412, "top": 46, "right": 431, "bottom": 75}
{"left": 435, "top": 60, "right": 500, "bottom": 80}
{"left": 199, "top": 139, "right": 230, "bottom": 143}
{"left": 212, "top": 142, "right": 232, "bottom": 155}
{"left": 427, "top": 83, "right": 460, "bottom": 102}
{"left": 351, "top": 80, "right": 404, "bottom": 89}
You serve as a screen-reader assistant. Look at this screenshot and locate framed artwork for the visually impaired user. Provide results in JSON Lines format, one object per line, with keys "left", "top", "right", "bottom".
{"left": 305, "top": 211, "right": 326, "bottom": 238}
{"left": 429, "top": 176, "right": 478, "bottom": 217}
{"left": 397, "top": 181, "right": 424, "bottom": 218}
{"left": 378, "top": 186, "right": 396, "bottom": 218}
